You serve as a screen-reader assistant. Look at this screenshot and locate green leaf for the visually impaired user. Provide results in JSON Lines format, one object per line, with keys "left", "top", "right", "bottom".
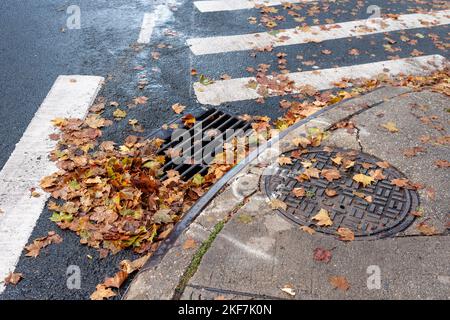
{"left": 192, "top": 173, "right": 204, "bottom": 186}
{"left": 199, "top": 75, "right": 214, "bottom": 86}
{"left": 68, "top": 179, "right": 81, "bottom": 191}
{"left": 50, "top": 212, "right": 73, "bottom": 223}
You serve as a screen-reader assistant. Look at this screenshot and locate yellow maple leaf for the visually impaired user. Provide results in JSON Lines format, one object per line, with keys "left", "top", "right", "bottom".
{"left": 381, "top": 122, "right": 399, "bottom": 133}
{"left": 353, "top": 174, "right": 375, "bottom": 187}
{"left": 311, "top": 209, "right": 332, "bottom": 227}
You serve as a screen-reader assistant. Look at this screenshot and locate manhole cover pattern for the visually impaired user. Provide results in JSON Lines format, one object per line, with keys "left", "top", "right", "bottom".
{"left": 264, "top": 148, "right": 419, "bottom": 239}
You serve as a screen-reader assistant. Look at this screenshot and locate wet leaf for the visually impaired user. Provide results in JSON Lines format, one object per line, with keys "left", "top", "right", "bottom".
{"left": 171, "top": 103, "right": 186, "bottom": 114}
{"left": 313, "top": 248, "right": 332, "bottom": 263}
{"left": 381, "top": 122, "right": 399, "bottom": 133}
{"left": 277, "top": 156, "right": 293, "bottom": 165}
{"left": 270, "top": 199, "right": 287, "bottom": 211}
{"left": 312, "top": 209, "right": 332, "bottom": 227}
{"left": 104, "top": 270, "right": 128, "bottom": 289}
{"left": 281, "top": 285, "right": 296, "bottom": 296}
{"left": 90, "top": 284, "right": 116, "bottom": 300}
{"left": 4, "top": 272, "right": 23, "bottom": 286}
{"left": 416, "top": 222, "right": 438, "bottom": 236}
{"left": 321, "top": 168, "right": 341, "bottom": 182}
{"left": 183, "top": 238, "right": 197, "bottom": 250}
{"left": 325, "top": 189, "right": 337, "bottom": 197}
{"left": 337, "top": 227, "right": 355, "bottom": 242}
{"left": 353, "top": 174, "right": 374, "bottom": 187}
{"left": 292, "top": 187, "right": 306, "bottom": 197}
{"left": 113, "top": 109, "right": 127, "bottom": 119}
{"left": 329, "top": 276, "right": 350, "bottom": 291}
{"left": 299, "top": 225, "right": 315, "bottom": 235}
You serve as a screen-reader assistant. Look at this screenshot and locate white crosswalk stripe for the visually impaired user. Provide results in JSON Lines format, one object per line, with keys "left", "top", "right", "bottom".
{"left": 188, "top": 10, "right": 450, "bottom": 55}
{"left": 194, "top": 0, "right": 315, "bottom": 13}
{"left": 193, "top": 55, "right": 447, "bottom": 105}
{"left": 0, "top": 75, "right": 103, "bottom": 293}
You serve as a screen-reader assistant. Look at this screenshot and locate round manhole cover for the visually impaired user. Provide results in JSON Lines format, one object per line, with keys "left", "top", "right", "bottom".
{"left": 263, "top": 148, "right": 419, "bottom": 239}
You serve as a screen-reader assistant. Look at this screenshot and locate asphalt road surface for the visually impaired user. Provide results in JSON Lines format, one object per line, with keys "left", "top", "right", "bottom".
{"left": 0, "top": 0, "right": 448, "bottom": 299}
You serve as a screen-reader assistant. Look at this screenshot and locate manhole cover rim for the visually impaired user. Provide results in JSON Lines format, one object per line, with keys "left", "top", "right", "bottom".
{"left": 261, "top": 147, "right": 419, "bottom": 240}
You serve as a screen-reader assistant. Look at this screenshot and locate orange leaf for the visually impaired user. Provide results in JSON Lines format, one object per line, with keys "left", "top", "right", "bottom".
{"left": 329, "top": 276, "right": 350, "bottom": 291}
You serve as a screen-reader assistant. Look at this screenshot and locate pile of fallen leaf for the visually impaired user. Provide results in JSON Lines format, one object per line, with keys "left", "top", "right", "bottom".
{"left": 38, "top": 115, "right": 248, "bottom": 256}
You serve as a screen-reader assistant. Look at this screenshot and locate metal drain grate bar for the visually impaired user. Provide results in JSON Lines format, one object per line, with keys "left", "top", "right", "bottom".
{"left": 156, "top": 108, "right": 251, "bottom": 181}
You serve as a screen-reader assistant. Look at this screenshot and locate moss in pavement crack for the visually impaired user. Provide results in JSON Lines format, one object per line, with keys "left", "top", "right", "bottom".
{"left": 173, "top": 219, "right": 226, "bottom": 299}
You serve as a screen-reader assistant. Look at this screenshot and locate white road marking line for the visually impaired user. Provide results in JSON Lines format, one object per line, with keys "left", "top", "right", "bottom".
{"left": 187, "top": 10, "right": 450, "bottom": 55}
{"left": 138, "top": 13, "right": 156, "bottom": 44}
{"left": 0, "top": 75, "right": 103, "bottom": 293}
{"left": 194, "top": 0, "right": 315, "bottom": 13}
{"left": 137, "top": 4, "right": 177, "bottom": 44}
{"left": 193, "top": 54, "right": 447, "bottom": 105}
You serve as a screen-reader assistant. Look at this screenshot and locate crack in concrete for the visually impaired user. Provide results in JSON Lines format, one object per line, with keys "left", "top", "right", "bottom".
{"left": 354, "top": 124, "right": 364, "bottom": 152}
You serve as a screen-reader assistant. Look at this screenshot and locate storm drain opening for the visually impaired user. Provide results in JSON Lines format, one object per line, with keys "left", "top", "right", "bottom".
{"left": 264, "top": 148, "right": 420, "bottom": 240}
{"left": 151, "top": 108, "right": 252, "bottom": 181}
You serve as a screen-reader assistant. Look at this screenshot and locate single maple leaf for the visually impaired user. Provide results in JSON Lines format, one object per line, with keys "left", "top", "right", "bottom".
{"left": 292, "top": 136, "right": 311, "bottom": 148}
{"left": 312, "top": 209, "right": 333, "bottom": 227}
{"left": 120, "top": 254, "right": 151, "bottom": 274}
{"left": 331, "top": 155, "right": 343, "bottom": 165}
{"left": 353, "top": 174, "right": 375, "bottom": 187}
{"left": 299, "top": 225, "right": 315, "bottom": 235}
{"left": 313, "top": 248, "right": 332, "bottom": 263}
{"left": 435, "top": 160, "right": 450, "bottom": 168}
{"left": 342, "top": 159, "right": 355, "bottom": 169}
{"left": 337, "top": 227, "right": 355, "bottom": 241}
{"left": 292, "top": 187, "right": 306, "bottom": 197}
{"left": 376, "top": 161, "right": 390, "bottom": 169}
{"left": 171, "top": 103, "right": 186, "bottom": 114}
{"left": 277, "top": 156, "right": 293, "bottom": 165}
{"left": 302, "top": 167, "right": 321, "bottom": 180}
{"left": 329, "top": 276, "right": 350, "bottom": 291}
{"left": 325, "top": 189, "right": 337, "bottom": 197}
{"left": 182, "top": 114, "right": 196, "bottom": 127}
{"left": 133, "top": 96, "right": 148, "bottom": 105}
{"left": 113, "top": 108, "right": 127, "bottom": 119}
{"left": 4, "top": 272, "right": 23, "bottom": 285}
{"left": 381, "top": 122, "right": 399, "bottom": 133}
{"left": 403, "top": 146, "right": 426, "bottom": 158}
{"left": 416, "top": 222, "right": 438, "bottom": 236}
{"left": 104, "top": 270, "right": 128, "bottom": 289}
{"left": 90, "top": 284, "right": 116, "bottom": 300}
{"left": 391, "top": 178, "right": 409, "bottom": 188}
{"left": 183, "top": 238, "right": 197, "bottom": 250}
{"left": 369, "top": 169, "right": 386, "bottom": 180}
{"left": 321, "top": 168, "right": 341, "bottom": 182}
{"left": 270, "top": 199, "right": 288, "bottom": 211}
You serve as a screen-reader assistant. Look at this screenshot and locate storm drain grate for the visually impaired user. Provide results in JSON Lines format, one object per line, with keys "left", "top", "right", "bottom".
{"left": 153, "top": 108, "right": 252, "bottom": 180}
{"left": 264, "top": 148, "right": 419, "bottom": 239}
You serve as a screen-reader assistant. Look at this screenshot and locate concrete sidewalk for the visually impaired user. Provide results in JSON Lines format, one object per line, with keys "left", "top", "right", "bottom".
{"left": 126, "top": 86, "right": 450, "bottom": 300}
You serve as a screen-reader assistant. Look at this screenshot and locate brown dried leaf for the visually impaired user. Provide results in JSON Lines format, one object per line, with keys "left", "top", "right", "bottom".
{"left": 337, "top": 227, "right": 355, "bottom": 242}
{"left": 90, "top": 284, "right": 116, "bottom": 300}
{"left": 329, "top": 276, "right": 350, "bottom": 291}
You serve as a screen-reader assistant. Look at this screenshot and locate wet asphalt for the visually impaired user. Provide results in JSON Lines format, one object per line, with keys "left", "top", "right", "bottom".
{"left": 0, "top": 0, "right": 448, "bottom": 299}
